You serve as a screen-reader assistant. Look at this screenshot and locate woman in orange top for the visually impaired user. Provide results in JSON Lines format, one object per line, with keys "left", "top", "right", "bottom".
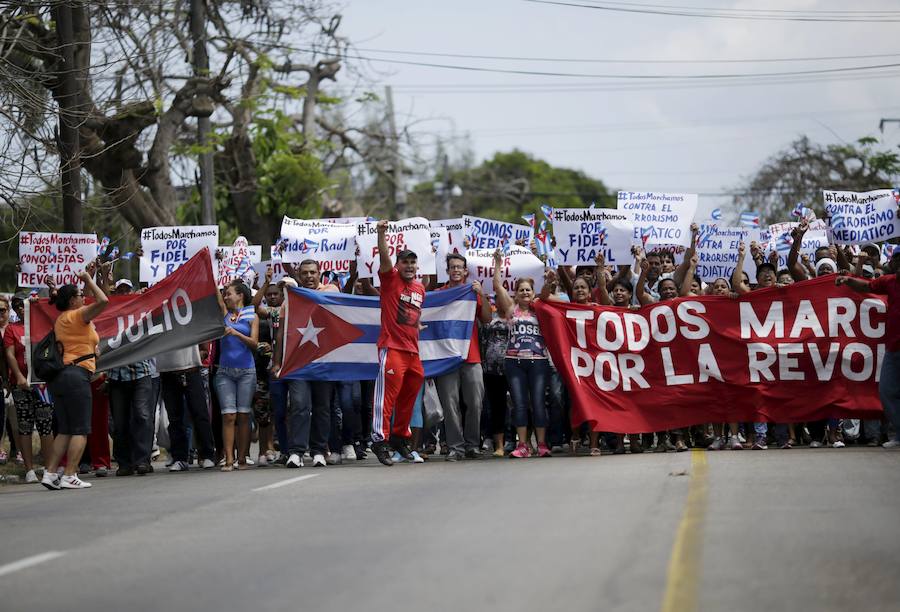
{"left": 41, "top": 265, "right": 109, "bottom": 491}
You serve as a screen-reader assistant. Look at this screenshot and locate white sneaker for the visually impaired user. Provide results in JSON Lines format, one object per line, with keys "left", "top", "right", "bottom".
{"left": 169, "top": 461, "right": 189, "bottom": 472}
{"left": 341, "top": 444, "right": 357, "bottom": 461}
{"left": 41, "top": 471, "right": 61, "bottom": 490}
{"left": 257, "top": 454, "right": 268, "bottom": 467}
{"left": 410, "top": 451, "right": 425, "bottom": 464}
{"left": 809, "top": 441, "right": 823, "bottom": 448}
{"left": 832, "top": 440, "right": 845, "bottom": 448}
{"left": 312, "top": 453, "right": 327, "bottom": 467}
{"left": 265, "top": 450, "right": 277, "bottom": 463}
{"left": 60, "top": 474, "right": 92, "bottom": 489}
{"left": 25, "top": 469, "right": 39, "bottom": 484}
{"left": 326, "top": 452, "right": 341, "bottom": 465}
{"left": 286, "top": 453, "right": 303, "bottom": 468}
{"left": 201, "top": 459, "right": 215, "bottom": 469}
{"left": 883, "top": 439, "right": 900, "bottom": 449}
{"left": 165, "top": 455, "right": 176, "bottom": 467}
{"left": 245, "top": 456, "right": 255, "bottom": 466}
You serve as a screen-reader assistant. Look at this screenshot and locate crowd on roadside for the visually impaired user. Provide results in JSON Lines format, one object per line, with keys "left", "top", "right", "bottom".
{"left": 2, "top": 219, "right": 898, "bottom": 490}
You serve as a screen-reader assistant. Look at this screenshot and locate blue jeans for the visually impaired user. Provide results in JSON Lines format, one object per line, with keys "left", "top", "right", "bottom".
{"left": 215, "top": 367, "right": 256, "bottom": 415}
{"left": 287, "top": 380, "right": 333, "bottom": 455}
{"left": 505, "top": 358, "right": 550, "bottom": 429}
{"left": 880, "top": 351, "right": 900, "bottom": 441}
{"left": 270, "top": 376, "right": 288, "bottom": 453}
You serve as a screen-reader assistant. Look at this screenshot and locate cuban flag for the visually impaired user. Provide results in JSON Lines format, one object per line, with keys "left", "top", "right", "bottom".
{"left": 639, "top": 226, "right": 653, "bottom": 246}
{"left": 540, "top": 203, "right": 553, "bottom": 221}
{"left": 521, "top": 213, "right": 536, "bottom": 228}
{"left": 740, "top": 212, "right": 760, "bottom": 228}
{"left": 791, "top": 202, "right": 816, "bottom": 221}
{"left": 97, "top": 236, "right": 111, "bottom": 256}
{"left": 883, "top": 243, "right": 898, "bottom": 260}
{"left": 710, "top": 208, "right": 722, "bottom": 221}
{"left": 829, "top": 213, "right": 846, "bottom": 231}
{"left": 278, "top": 284, "right": 477, "bottom": 381}
{"left": 892, "top": 188, "right": 900, "bottom": 204}
{"left": 775, "top": 233, "right": 793, "bottom": 256}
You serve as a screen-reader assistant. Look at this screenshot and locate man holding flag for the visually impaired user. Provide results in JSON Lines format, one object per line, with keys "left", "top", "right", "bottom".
{"left": 371, "top": 220, "right": 426, "bottom": 466}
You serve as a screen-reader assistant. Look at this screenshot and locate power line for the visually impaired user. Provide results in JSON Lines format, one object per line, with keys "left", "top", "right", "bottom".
{"left": 286, "top": 45, "right": 900, "bottom": 80}
{"left": 524, "top": 0, "right": 900, "bottom": 23}
{"left": 349, "top": 46, "right": 900, "bottom": 66}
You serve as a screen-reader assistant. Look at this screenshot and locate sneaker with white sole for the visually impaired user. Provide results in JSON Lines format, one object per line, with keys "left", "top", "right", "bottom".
{"left": 707, "top": 437, "right": 725, "bottom": 451}
{"left": 257, "top": 454, "right": 268, "bottom": 467}
{"left": 41, "top": 471, "right": 61, "bottom": 490}
{"left": 882, "top": 439, "right": 900, "bottom": 449}
{"left": 730, "top": 437, "right": 743, "bottom": 450}
{"left": 809, "top": 441, "right": 823, "bottom": 448}
{"left": 201, "top": 459, "right": 215, "bottom": 469}
{"left": 25, "top": 469, "right": 39, "bottom": 484}
{"left": 169, "top": 461, "right": 189, "bottom": 472}
{"left": 752, "top": 438, "right": 768, "bottom": 450}
{"left": 60, "top": 474, "right": 92, "bottom": 489}
{"left": 312, "top": 453, "right": 327, "bottom": 467}
{"left": 286, "top": 453, "right": 304, "bottom": 468}
{"left": 391, "top": 451, "right": 406, "bottom": 463}
{"left": 410, "top": 451, "right": 425, "bottom": 464}
{"left": 341, "top": 444, "right": 357, "bottom": 461}
{"left": 832, "top": 440, "right": 846, "bottom": 448}
{"left": 326, "top": 452, "right": 341, "bottom": 465}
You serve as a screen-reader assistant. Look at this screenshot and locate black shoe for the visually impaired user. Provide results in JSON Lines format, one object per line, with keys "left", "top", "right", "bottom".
{"left": 389, "top": 436, "right": 415, "bottom": 461}
{"left": 371, "top": 441, "right": 394, "bottom": 466}
{"left": 136, "top": 463, "right": 152, "bottom": 476}
{"left": 116, "top": 466, "right": 134, "bottom": 477}
{"left": 78, "top": 463, "right": 91, "bottom": 475}
{"left": 465, "top": 449, "right": 480, "bottom": 460}
{"left": 354, "top": 443, "right": 368, "bottom": 460}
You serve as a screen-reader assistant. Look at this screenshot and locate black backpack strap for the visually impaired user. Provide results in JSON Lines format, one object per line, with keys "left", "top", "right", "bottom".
{"left": 70, "top": 353, "right": 96, "bottom": 366}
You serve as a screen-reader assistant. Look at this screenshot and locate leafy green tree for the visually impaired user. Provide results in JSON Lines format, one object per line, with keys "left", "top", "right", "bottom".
{"left": 735, "top": 136, "right": 900, "bottom": 223}
{"left": 410, "top": 149, "right": 613, "bottom": 221}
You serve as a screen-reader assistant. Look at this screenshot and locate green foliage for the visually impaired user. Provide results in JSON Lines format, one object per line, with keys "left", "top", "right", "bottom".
{"left": 410, "top": 149, "right": 612, "bottom": 222}
{"left": 251, "top": 110, "right": 327, "bottom": 218}
{"left": 736, "top": 136, "right": 900, "bottom": 223}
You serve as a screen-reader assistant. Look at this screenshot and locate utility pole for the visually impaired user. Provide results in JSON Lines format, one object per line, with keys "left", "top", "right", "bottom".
{"left": 385, "top": 86, "right": 406, "bottom": 219}
{"left": 442, "top": 153, "right": 451, "bottom": 218}
{"left": 53, "top": 1, "right": 83, "bottom": 232}
{"left": 190, "top": 0, "right": 216, "bottom": 225}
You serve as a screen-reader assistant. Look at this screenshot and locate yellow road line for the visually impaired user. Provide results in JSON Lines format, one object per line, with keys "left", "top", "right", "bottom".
{"left": 661, "top": 449, "right": 709, "bottom": 612}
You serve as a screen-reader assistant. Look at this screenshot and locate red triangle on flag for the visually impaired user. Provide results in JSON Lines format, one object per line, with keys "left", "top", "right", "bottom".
{"left": 279, "top": 290, "right": 365, "bottom": 376}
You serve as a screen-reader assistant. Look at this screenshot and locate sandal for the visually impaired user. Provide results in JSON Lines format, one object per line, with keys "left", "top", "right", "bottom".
{"left": 590, "top": 447, "right": 602, "bottom": 457}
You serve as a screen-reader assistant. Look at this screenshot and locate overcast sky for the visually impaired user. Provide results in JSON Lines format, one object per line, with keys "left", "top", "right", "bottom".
{"left": 337, "top": 0, "right": 900, "bottom": 220}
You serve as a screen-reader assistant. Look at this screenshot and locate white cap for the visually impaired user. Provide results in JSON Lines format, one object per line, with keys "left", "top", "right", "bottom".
{"left": 115, "top": 279, "right": 133, "bottom": 289}
{"left": 815, "top": 258, "right": 837, "bottom": 275}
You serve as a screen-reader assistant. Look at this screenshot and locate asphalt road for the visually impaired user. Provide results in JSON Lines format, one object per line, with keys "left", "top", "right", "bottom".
{"left": 1, "top": 447, "right": 898, "bottom": 612}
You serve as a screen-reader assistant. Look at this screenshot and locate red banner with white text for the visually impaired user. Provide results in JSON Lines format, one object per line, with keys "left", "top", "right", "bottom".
{"left": 534, "top": 275, "right": 887, "bottom": 433}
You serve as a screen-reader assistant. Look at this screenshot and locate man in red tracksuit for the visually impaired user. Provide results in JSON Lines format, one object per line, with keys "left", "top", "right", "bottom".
{"left": 370, "top": 219, "right": 426, "bottom": 466}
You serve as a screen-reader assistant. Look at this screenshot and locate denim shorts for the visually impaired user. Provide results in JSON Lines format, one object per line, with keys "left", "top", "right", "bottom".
{"left": 215, "top": 367, "right": 257, "bottom": 415}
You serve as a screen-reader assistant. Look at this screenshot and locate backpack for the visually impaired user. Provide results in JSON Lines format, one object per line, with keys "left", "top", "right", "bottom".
{"left": 31, "top": 330, "right": 65, "bottom": 382}
{"left": 31, "top": 330, "right": 94, "bottom": 382}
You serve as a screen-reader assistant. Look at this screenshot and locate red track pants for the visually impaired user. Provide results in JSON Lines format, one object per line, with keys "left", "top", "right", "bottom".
{"left": 371, "top": 348, "right": 424, "bottom": 443}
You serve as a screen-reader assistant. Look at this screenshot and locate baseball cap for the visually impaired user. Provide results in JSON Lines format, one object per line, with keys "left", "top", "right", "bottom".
{"left": 115, "top": 279, "right": 133, "bottom": 289}
{"left": 397, "top": 249, "right": 418, "bottom": 261}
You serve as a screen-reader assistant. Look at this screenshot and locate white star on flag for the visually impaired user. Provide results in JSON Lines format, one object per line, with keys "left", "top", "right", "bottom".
{"left": 297, "top": 317, "right": 324, "bottom": 347}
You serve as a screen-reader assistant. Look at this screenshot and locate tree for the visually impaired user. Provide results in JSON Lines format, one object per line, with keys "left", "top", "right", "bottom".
{"left": 734, "top": 135, "right": 900, "bottom": 223}
{"left": 409, "top": 149, "right": 613, "bottom": 221}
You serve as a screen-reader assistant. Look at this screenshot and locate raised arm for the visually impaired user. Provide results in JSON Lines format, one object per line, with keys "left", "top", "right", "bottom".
{"left": 732, "top": 242, "right": 751, "bottom": 294}
{"left": 253, "top": 267, "right": 273, "bottom": 317}
{"left": 492, "top": 249, "right": 515, "bottom": 317}
{"left": 787, "top": 220, "right": 809, "bottom": 281}
{"left": 557, "top": 263, "right": 574, "bottom": 297}
{"left": 673, "top": 223, "right": 699, "bottom": 288}
{"left": 593, "top": 252, "right": 612, "bottom": 305}
{"left": 376, "top": 219, "right": 393, "bottom": 275}
{"left": 854, "top": 252, "right": 868, "bottom": 277}
{"left": 472, "top": 280, "right": 492, "bottom": 324}
{"left": 834, "top": 244, "right": 852, "bottom": 273}
{"left": 635, "top": 258, "right": 656, "bottom": 305}
{"left": 538, "top": 268, "right": 560, "bottom": 302}
{"left": 78, "top": 263, "right": 109, "bottom": 323}
{"left": 680, "top": 254, "right": 698, "bottom": 297}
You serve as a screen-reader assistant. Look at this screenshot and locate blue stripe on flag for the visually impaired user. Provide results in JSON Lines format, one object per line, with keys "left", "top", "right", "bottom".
{"left": 284, "top": 356, "right": 464, "bottom": 381}
{"left": 340, "top": 320, "right": 473, "bottom": 345}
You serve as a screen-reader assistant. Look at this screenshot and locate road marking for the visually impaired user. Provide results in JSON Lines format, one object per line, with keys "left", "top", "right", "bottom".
{"left": 661, "top": 449, "right": 709, "bottom": 612}
{"left": 252, "top": 473, "right": 320, "bottom": 492}
{"left": 0, "top": 551, "right": 67, "bottom": 578}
